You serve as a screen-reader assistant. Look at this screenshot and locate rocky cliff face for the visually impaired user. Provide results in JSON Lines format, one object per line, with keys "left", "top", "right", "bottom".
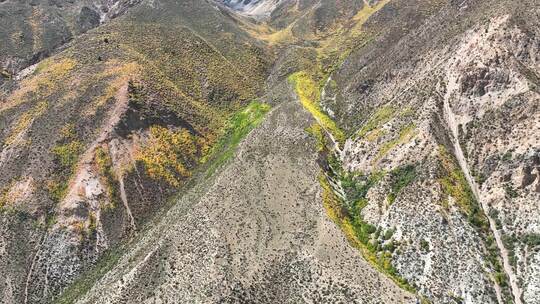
{"left": 0, "top": 0, "right": 539, "bottom": 303}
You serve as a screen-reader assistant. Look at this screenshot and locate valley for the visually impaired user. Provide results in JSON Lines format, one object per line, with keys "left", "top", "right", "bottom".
{"left": 0, "top": 0, "right": 539, "bottom": 303}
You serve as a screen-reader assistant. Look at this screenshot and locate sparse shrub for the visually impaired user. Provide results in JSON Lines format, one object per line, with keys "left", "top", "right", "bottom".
{"left": 47, "top": 124, "right": 84, "bottom": 203}
{"left": 319, "top": 174, "right": 347, "bottom": 223}
{"left": 0, "top": 185, "right": 10, "bottom": 209}
{"left": 384, "top": 241, "right": 396, "bottom": 252}
{"left": 383, "top": 229, "right": 395, "bottom": 240}
{"left": 472, "top": 169, "right": 487, "bottom": 185}
{"left": 306, "top": 123, "right": 325, "bottom": 151}
{"left": 523, "top": 233, "right": 540, "bottom": 247}
{"left": 495, "top": 217, "right": 503, "bottom": 230}
{"left": 387, "top": 165, "right": 416, "bottom": 204}
{"left": 502, "top": 234, "right": 517, "bottom": 250}
{"left": 501, "top": 151, "right": 513, "bottom": 162}
{"left": 128, "top": 79, "right": 145, "bottom": 106}
{"left": 59, "top": 123, "right": 77, "bottom": 140}
{"left": 504, "top": 184, "right": 519, "bottom": 198}
{"left": 495, "top": 272, "right": 507, "bottom": 287}
{"left": 4, "top": 101, "right": 48, "bottom": 146}
{"left": 319, "top": 170, "right": 415, "bottom": 293}
{"left": 420, "top": 239, "right": 430, "bottom": 251}
{"left": 46, "top": 180, "right": 69, "bottom": 203}
{"left": 508, "top": 249, "right": 517, "bottom": 268}
{"left": 0, "top": 69, "right": 11, "bottom": 79}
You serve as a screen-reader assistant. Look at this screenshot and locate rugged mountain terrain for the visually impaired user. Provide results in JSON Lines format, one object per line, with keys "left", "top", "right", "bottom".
{"left": 0, "top": 0, "right": 269, "bottom": 302}
{"left": 0, "top": 0, "right": 539, "bottom": 303}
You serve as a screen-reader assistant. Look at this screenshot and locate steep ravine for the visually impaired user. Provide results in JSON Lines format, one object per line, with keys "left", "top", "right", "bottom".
{"left": 443, "top": 90, "right": 522, "bottom": 304}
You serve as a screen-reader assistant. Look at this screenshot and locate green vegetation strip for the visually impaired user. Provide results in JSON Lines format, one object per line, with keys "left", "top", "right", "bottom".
{"left": 202, "top": 100, "right": 271, "bottom": 177}
{"left": 322, "top": 155, "right": 416, "bottom": 293}
{"left": 374, "top": 123, "right": 416, "bottom": 163}
{"left": 438, "top": 146, "right": 488, "bottom": 229}
{"left": 295, "top": 65, "right": 418, "bottom": 294}
{"left": 53, "top": 247, "right": 122, "bottom": 304}
{"left": 288, "top": 71, "right": 345, "bottom": 144}
{"left": 438, "top": 146, "right": 510, "bottom": 292}
{"left": 355, "top": 106, "right": 395, "bottom": 139}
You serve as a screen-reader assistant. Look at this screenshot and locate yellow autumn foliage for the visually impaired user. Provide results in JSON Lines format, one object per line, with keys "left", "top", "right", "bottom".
{"left": 137, "top": 125, "right": 201, "bottom": 187}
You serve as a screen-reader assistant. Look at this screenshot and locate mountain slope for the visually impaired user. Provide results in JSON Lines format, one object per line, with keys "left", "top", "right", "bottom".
{"left": 0, "top": 0, "right": 141, "bottom": 80}
{"left": 325, "top": 1, "right": 540, "bottom": 302}
{"left": 0, "top": 0, "right": 269, "bottom": 303}
{"left": 72, "top": 98, "right": 415, "bottom": 304}
{"left": 0, "top": 0, "right": 539, "bottom": 303}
